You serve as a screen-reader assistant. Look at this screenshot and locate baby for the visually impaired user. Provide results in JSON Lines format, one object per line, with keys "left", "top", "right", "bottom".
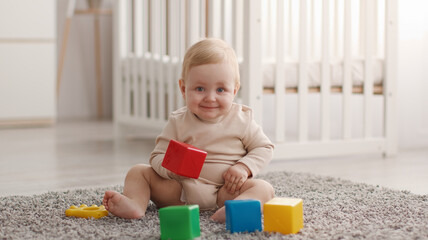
{"left": 103, "top": 38, "right": 274, "bottom": 223}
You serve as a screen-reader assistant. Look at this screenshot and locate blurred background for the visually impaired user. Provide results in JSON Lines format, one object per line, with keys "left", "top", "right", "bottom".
{"left": 0, "top": 0, "right": 427, "bottom": 149}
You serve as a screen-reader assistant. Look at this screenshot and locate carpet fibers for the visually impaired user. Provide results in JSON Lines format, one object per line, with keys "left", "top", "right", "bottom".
{"left": 1, "top": 171, "right": 427, "bottom": 239}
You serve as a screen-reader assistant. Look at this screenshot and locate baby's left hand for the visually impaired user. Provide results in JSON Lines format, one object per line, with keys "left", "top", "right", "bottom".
{"left": 222, "top": 163, "right": 251, "bottom": 194}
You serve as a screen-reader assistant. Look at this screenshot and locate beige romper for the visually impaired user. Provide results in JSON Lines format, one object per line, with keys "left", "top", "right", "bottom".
{"left": 150, "top": 103, "right": 274, "bottom": 210}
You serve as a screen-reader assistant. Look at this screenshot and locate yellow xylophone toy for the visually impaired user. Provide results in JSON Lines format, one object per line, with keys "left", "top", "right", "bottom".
{"left": 65, "top": 204, "right": 108, "bottom": 219}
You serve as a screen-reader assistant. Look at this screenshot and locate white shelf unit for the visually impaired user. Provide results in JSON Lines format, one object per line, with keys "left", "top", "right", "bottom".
{"left": 0, "top": 0, "right": 57, "bottom": 126}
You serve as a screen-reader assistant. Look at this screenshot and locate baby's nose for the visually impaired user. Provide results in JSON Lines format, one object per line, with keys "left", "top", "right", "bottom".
{"left": 204, "top": 91, "right": 216, "bottom": 101}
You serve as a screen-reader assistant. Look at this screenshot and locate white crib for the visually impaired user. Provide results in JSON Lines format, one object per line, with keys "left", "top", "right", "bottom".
{"left": 113, "top": 0, "right": 398, "bottom": 160}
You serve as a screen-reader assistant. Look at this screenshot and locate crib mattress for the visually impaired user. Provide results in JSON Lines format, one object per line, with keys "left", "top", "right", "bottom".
{"left": 260, "top": 57, "right": 384, "bottom": 88}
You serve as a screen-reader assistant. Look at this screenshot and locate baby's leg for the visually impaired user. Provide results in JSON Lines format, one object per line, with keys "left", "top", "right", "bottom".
{"left": 103, "top": 164, "right": 183, "bottom": 219}
{"left": 210, "top": 179, "right": 274, "bottom": 223}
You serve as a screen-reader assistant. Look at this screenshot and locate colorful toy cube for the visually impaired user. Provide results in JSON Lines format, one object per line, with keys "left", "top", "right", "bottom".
{"left": 225, "top": 199, "right": 262, "bottom": 233}
{"left": 162, "top": 139, "right": 207, "bottom": 179}
{"left": 263, "top": 197, "right": 303, "bottom": 234}
{"left": 159, "top": 205, "right": 200, "bottom": 240}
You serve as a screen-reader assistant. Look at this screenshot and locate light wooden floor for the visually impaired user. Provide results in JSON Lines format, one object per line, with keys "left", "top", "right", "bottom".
{"left": 0, "top": 120, "right": 427, "bottom": 197}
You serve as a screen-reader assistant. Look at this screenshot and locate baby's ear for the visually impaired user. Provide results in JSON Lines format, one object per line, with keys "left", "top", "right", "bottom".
{"left": 233, "top": 84, "right": 240, "bottom": 96}
{"left": 178, "top": 79, "right": 186, "bottom": 96}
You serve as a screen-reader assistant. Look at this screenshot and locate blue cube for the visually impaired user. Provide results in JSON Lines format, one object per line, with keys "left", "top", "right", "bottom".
{"left": 225, "top": 199, "right": 262, "bottom": 233}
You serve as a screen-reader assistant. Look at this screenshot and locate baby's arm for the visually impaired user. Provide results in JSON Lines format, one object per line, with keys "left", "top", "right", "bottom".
{"left": 222, "top": 163, "right": 251, "bottom": 194}
{"left": 238, "top": 118, "right": 274, "bottom": 176}
{"left": 150, "top": 116, "right": 179, "bottom": 180}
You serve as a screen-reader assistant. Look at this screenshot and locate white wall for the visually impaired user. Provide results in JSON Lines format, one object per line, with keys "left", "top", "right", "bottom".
{"left": 397, "top": 0, "right": 428, "bottom": 149}
{"left": 57, "top": 0, "right": 428, "bottom": 149}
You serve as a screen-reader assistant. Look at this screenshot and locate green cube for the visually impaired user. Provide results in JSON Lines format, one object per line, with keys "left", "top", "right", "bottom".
{"left": 159, "top": 205, "right": 200, "bottom": 240}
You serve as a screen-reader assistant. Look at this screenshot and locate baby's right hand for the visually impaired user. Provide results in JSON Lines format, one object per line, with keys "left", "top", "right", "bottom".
{"left": 222, "top": 163, "right": 251, "bottom": 194}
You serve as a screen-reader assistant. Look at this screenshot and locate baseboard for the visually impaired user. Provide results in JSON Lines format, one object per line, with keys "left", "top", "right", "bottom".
{"left": 0, "top": 118, "right": 55, "bottom": 128}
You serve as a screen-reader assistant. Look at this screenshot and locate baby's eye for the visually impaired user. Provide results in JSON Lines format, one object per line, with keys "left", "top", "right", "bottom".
{"left": 217, "top": 88, "right": 225, "bottom": 93}
{"left": 196, "top": 87, "right": 204, "bottom": 92}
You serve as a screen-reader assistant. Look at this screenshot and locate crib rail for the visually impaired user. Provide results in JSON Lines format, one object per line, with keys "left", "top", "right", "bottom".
{"left": 113, "top": 0, "right": 397, "bottom": 159}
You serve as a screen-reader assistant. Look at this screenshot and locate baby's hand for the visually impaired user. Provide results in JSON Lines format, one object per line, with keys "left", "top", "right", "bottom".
{"left": 222, "top": 163, "right": 251, "bottom": 194}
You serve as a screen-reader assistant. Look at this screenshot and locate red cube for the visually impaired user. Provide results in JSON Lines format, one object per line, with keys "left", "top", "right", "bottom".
{"left": 162, "top": 140, "right": 207, "bottom": 179}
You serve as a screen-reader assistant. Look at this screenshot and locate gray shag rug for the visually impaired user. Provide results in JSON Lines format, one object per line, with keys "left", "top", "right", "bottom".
{"left": 1, "top": 171, "right": 427, "bottom": 239}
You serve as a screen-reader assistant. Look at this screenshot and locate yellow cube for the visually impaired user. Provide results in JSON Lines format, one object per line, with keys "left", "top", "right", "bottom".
{"left": 263, "top": 197, "right": 303, "bottom": 234}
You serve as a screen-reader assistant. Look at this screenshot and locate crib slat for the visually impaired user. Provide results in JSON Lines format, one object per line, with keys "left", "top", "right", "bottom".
{"left": 265, "top": 0, "right": 273, "bottom": 58}
{"left": 384, "top": 0, "right": 398, "bottom": 156}
{"left": 207, "top": 0, "right": 219, "bottom": 37}
{"left": 113, "top": 0, "right": 120, "bottom": 118}
{"left": 221, "top": 0, "right": 226, "bottom": 39}
{"left": 166, "top": 58, "right": 172, "bottom": 116}
{"left": 148, "top": 57, "right": 155, "bottom": 119}
{"left": 152, "top": 0, "right": 160, "bottom": 55}
{"left": 177, "top": 0, "right": 185, "bottom": 109}
{"left": 359, "top": 0, "right": 366, "bottom": 56}
{"left": 142, "top": 0, "right": 149, "bottom": 53}
{"left": 200, "top": 0, "right": 206, "bottom": 38}
{"left": 139, "top": 0, "right": 149, "bottom": 119}
{"left": 134, "top": 0, "right": 142, "bottom": 56}
{"left": 373, "top": 0, "right": 378, "bottom": 56}
{"left": 166, "top": 59, "right": 175, "bottom": 116}
{"left": 130, "top": 55, "right": 138, "bottom": 116}
{"left": 310, "top": 0, "right": 315, "bottom": 58}
{"left": 321, "top": 0, "right": 330, "bottom": 142}
{"left": 342, "top": 0, "right": 352, "bottom": 139}
{"left": 139, "top": 56, "right": 147, "bottom": 119}
{"left": 126, "top": 0, "right": 133, "bottom": 54}
{"left": 119, "top": 62, "right": 125, "bottom": 116}
{"left": 364, "top": 0, "right": 374, "bottom": 138}
{"left": 333, "top": 0, "right": 339, "bottom": 58}
{"left": 129, "top": 4, "right": 138, "bottom": 117}
{"left": 133, "top": 0, "right": 143, "bottom": 117}
{"left": 168, "top": 0, "right": 179, "bottom": 114}
{"left": 123, "top": 0, "right": 133, "bottom": 117}
{"left": 158, "top": 0, "right": 166, "bottom": 121}
{"left": 114, "top": 0, "right": 125, "bottom": 120}
{"left": 298, "top": 0, "right": 308, "bottom": 142}
{"left": 242, "top": 0, "right": 263, "bottom": 124}
{"left": 116, "top": 0, "right": 127, "bottom": 58}
{"left": 179, "top": 0, "right": 186, "bottom": 57}
{"left": 149, "top": 0, "right": 159, "bottom": 119}
{"left": 231, "top": 0, "right": 238, "bottom": 51}
{"left": 233, "top": 0, "right": 239, "bottom": 50}
{"left": 158, "top": 55, "right": 165, "bottom": 120}
{"left": 168, "top": 0, "right": 176, "bottom": 58}
{"left": 160, "top": 0, "right": 166, "bottom": 57}
{"left": 275, "top": 0, "right": 285, "bottom": 142}
{"left": 287, "top": 0, "right": 293, "bottom": 56}
{"left": 187, "top": 0, "right": 200, "bottom": 47}
{"left": 124, "top": 58, "right": 131, "bottom": 117}
{"left": 176, "top": 59, "right": 183, "bottom": 109}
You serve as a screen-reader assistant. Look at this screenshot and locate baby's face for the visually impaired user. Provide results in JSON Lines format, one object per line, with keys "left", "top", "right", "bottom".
{"left": 180, "top": 62, "right": 237, "bottom": 121}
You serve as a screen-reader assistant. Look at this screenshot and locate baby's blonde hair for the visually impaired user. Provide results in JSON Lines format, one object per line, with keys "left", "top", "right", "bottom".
{"left": 181, "top": 38, "right": 240, "bottom": 89}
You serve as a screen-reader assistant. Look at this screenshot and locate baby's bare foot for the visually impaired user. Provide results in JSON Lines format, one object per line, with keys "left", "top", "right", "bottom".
{"left": 103, "top": 190, "right": 144, "bottom": 219}
{"left": 209, "top": 206, "right": 226, "bottom": 223}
